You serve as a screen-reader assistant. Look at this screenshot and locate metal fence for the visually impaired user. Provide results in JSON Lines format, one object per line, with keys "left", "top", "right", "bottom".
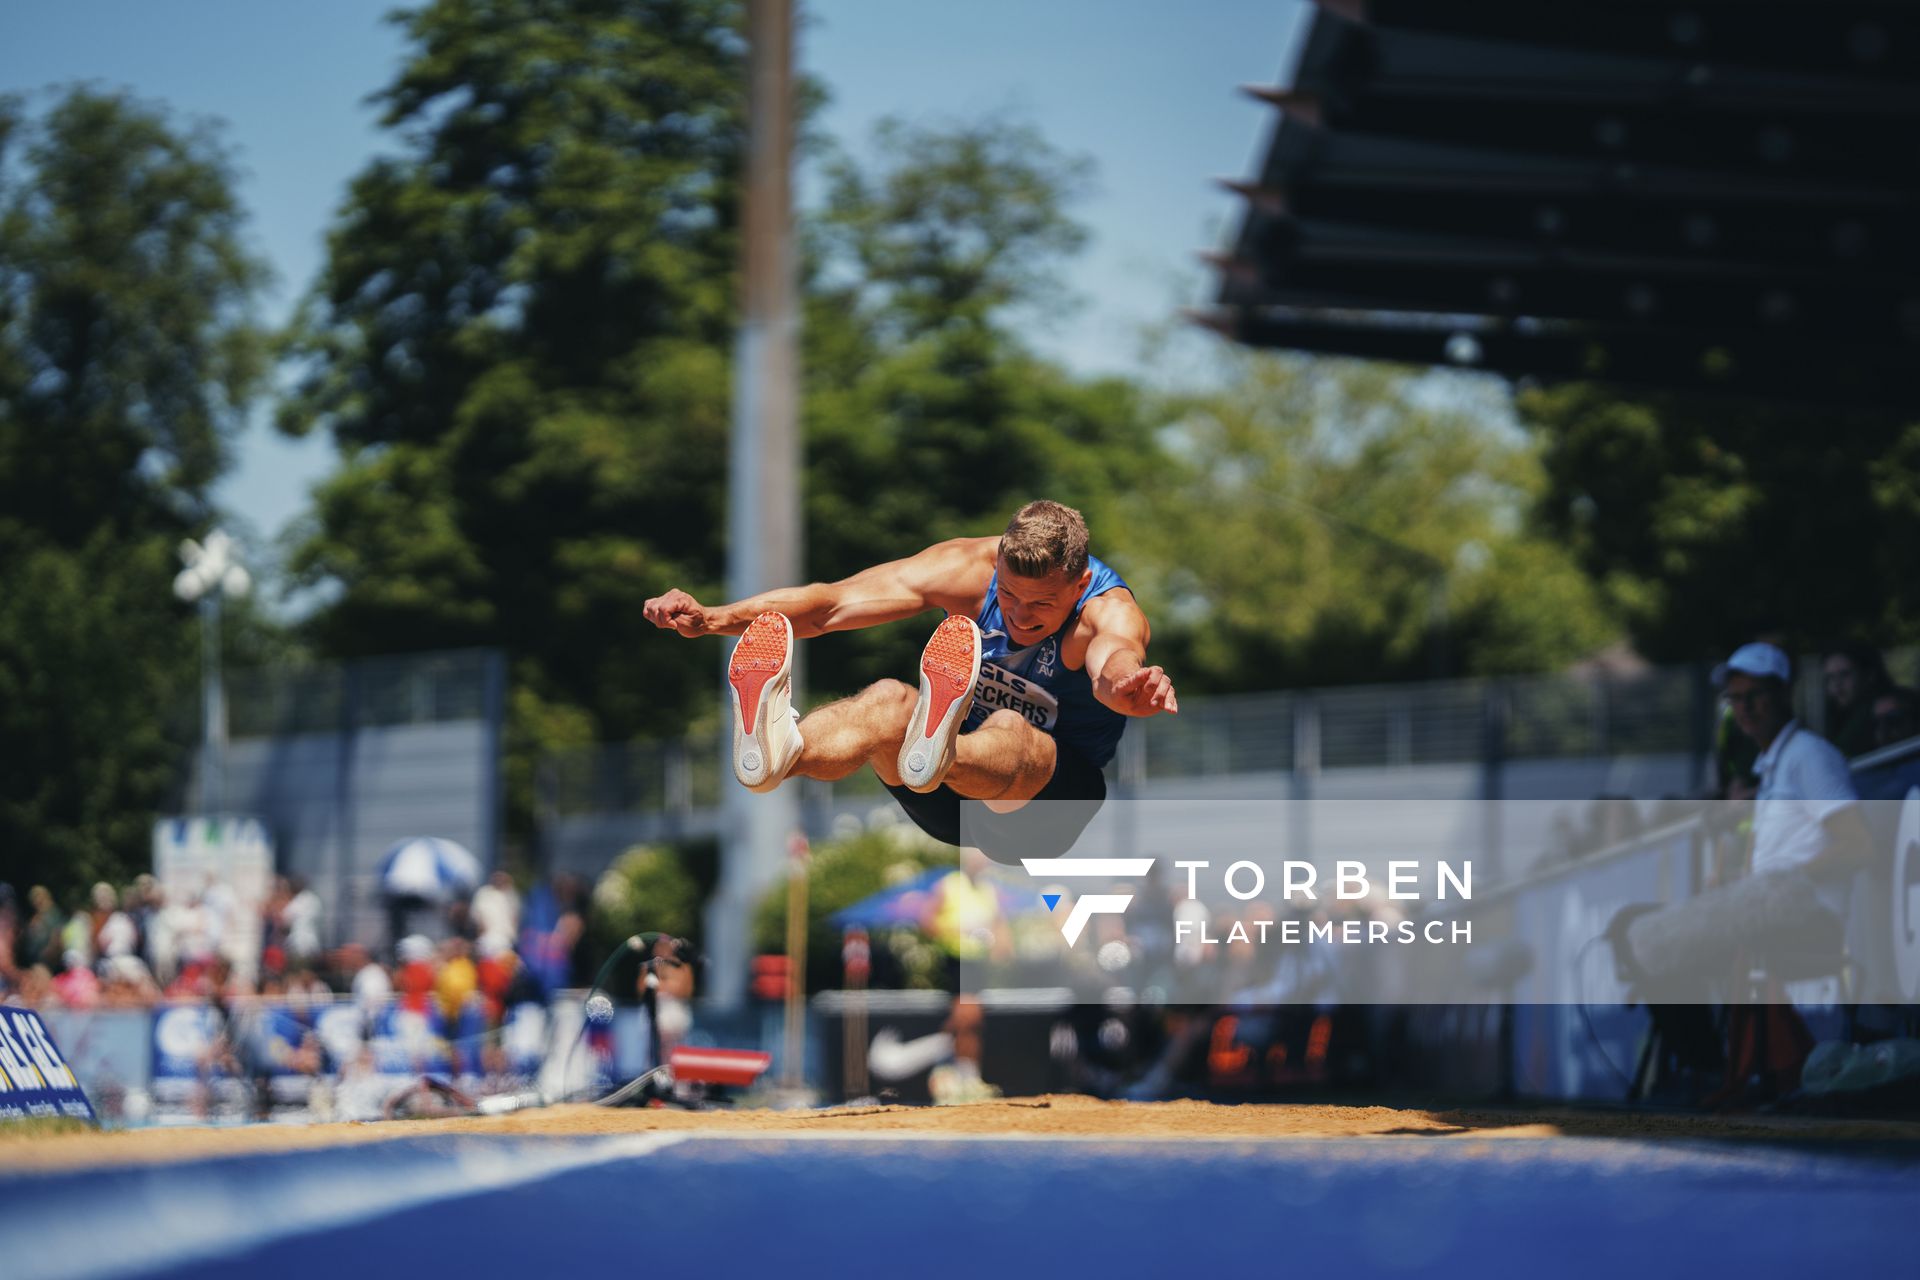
{"left": 541, "top": 661, "right": 1724, "bottom": 818}
{"left": 225, "top": 649, "right": 501, "bottom": 739}
{"left": 206, "top": 642, "right": 1912, "bottom": 819}
{"left": 546, "top": 734, "right": 726, "bottom": 818}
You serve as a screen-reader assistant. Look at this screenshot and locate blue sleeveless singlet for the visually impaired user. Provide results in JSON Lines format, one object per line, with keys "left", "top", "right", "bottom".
{"left": 963, "top": 554, "right": 1130, "bottom": 768}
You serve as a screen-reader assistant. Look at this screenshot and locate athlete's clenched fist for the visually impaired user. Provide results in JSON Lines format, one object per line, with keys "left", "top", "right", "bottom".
{"left": 643, "top": 589, "right": 715, "bottom": 637}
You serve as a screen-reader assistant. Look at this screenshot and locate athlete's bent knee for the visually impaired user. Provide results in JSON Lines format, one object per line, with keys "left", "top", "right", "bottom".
{"left": 857, "top": 678, "right": 916, "bottom": 727}
{"left": 863, "top": 678, "right": 916, "bottom": 711}
{"left": 982, "top": 709, "right": 1032, "bottom": 735}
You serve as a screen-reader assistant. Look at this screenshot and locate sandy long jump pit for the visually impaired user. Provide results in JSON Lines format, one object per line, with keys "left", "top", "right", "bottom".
{"left": 4, "top": 1098, "right": 1918, "bottom": 1279}
{"left": 10, "top": 1092, "right": 1920, "bottom": 1168}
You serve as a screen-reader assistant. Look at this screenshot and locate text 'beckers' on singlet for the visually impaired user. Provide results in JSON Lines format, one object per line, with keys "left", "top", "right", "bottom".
{"left": 962, "top": 554, "right": 1129, "bottom": 768}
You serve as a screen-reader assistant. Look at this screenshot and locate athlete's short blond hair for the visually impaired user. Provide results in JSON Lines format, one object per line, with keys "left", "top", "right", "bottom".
{"left": 1000, "top": 500, "right": 1089, "bottom": 580}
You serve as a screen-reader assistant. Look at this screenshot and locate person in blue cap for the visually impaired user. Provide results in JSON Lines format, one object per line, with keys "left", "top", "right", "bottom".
{"left": 1715, "top": 641, "right": 1870, "bottom": 893}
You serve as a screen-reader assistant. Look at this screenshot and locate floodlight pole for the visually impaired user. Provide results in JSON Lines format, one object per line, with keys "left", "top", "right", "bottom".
{"left": 174, "top": 529, "right": 250, "bottom": 817}
{"left": 711, "top": 0, "right": 802, "bottom": 1013}
{"left": 201, "top": 592, "right": 226, "bottom": 815}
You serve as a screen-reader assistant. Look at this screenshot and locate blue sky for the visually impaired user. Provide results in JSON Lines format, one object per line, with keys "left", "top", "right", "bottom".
{"left": 2, "top": 0, "right": 1305, "bottom": 559}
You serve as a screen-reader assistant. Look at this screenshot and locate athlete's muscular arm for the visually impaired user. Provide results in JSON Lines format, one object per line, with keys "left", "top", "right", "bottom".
{"left": 643, "top": 539, "right": 991, "bottom": 639}
{"left": 1081, "top": 591, "right": 1179, "bottom": 717}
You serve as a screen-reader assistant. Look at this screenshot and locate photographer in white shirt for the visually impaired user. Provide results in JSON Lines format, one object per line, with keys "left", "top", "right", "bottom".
{"left": 1614, "top": 643, "right": 1874, "bottom": 998}
{"left": 1718, "top": 642, "right": 1873, "bottom": 914}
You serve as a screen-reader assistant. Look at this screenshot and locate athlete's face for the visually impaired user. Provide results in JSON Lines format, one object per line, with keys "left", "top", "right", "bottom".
{"left": 993, "top": 557, "right": 1090, "bottom": 644}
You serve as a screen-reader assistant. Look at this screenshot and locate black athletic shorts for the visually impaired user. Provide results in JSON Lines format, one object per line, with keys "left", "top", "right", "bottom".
{"left": 884, "top": 738, "right": 1108, "bottom": 866}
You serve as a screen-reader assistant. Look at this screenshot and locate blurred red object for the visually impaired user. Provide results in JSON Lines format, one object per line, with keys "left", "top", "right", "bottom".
{"left": 395, "top": 958, "right": 437, "bottom": 1014}
{"left": 669, "top": 1046, "right": 771, "bottom": 1089}
{"left": 750, "top": 953, "right": 789, "bottom": 1001}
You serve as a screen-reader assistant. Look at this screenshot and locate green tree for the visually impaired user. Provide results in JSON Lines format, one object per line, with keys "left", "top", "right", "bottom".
{"left": 0, "top": 88, "right": 268, "bottom": 892}
{"left": 278, "top": 0, "right": 750, "bottom": 823}
{"left": 1133, "top": 349, "right": 1616, "bottom": 690}
{"left": 1517, "top": 384, "right": 1920, "bottom": 659}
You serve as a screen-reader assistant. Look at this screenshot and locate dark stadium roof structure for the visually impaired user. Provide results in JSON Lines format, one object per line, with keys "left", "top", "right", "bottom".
{"left": 1201, "top": 0, "right": 1920, "bottom": 410}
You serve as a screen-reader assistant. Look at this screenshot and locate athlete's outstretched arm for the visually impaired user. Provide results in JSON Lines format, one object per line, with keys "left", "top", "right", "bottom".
{"left": 643, "top": 538, "right": 987, "bottom": 639}
{"left": 1082, "top": 591, "right": 1179, "bottom": 717}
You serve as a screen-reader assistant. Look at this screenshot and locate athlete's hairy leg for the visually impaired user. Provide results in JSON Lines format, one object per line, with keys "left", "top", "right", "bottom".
{"left": 945, "top": 709, "right": 1057, "bottom": 813}
{"left": 791, "top": 687, "right": 1055, "bottom": 807}
{"left": 788, "top": 679, "right": 917, "bottom": 784}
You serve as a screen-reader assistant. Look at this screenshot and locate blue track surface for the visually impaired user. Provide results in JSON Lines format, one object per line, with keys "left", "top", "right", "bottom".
{"left": 5, "top": 1134, "right": 1916, "bottom": 1279}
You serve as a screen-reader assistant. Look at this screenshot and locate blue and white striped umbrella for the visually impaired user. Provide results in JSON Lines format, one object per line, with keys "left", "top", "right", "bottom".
{"left": 377, "top": 836, "right": 483, "bottom": 902}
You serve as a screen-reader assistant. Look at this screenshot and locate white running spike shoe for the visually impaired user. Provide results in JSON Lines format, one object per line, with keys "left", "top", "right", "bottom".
{"left": 897, "top": 614, "right": 982, "bottom": 793}
{"left": 728, "top": 612, "right": 804, "bottom": 792}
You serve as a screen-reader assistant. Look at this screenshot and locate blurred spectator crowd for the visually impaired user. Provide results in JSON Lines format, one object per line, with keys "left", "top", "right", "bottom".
{"left": 0, "top": 867, "right": 626, "bottom": 1121}
{"left": 0, "top": 868, "right": 619, "bottom": 1016}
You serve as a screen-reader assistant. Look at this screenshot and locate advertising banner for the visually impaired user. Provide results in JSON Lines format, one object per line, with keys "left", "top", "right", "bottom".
{"left": 0, "top": 1006, "right": 96, "bottom": 1123}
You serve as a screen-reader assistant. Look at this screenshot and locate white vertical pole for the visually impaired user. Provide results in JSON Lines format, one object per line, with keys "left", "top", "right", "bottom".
{"left": 710, "top": 0, "right": 802, "bottom": 1012}
{"left": 202, "top": 593, "right": 226, "bottom": 815}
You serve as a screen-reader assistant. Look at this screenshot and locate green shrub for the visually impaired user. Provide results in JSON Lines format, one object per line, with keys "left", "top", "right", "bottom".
{"left": 752, "top": 823, "right": 952, "bottom": 993}
{"left": 589, "top": 842, "right": 703, "bottom": 962}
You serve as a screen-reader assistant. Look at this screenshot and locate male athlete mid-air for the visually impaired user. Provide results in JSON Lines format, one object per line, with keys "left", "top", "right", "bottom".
{"left": 642, "top": 500, "right": 1178, "bottom": 859}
